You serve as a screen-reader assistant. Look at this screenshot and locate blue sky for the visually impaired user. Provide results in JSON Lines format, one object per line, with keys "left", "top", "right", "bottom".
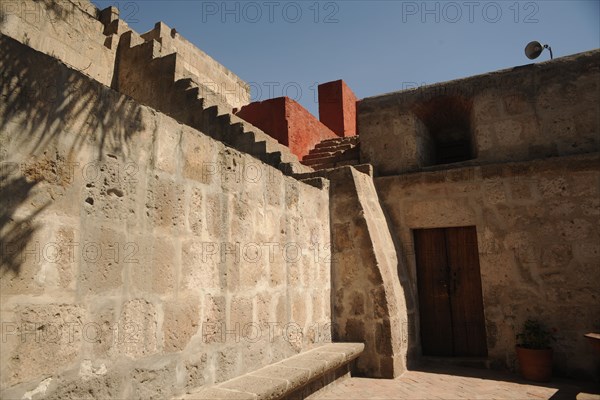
{"left": 92, "top": 1, "right": 600, "bottom": 116}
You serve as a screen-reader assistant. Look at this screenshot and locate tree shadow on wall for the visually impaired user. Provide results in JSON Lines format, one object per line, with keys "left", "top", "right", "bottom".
{"left": 0, "top": 34, "right": 146, "bottom": 276}
{"left": 0, "top": 165, "right": 48, "bottom": 275}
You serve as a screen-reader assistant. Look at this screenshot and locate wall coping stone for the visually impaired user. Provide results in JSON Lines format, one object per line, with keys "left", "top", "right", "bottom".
{"left": 176, "top": 343, "right": 364, "bottom": 400}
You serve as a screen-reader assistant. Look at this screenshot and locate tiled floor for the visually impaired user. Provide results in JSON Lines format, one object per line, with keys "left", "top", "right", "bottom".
{"left": 311, "top": 366, "right": 600, "bottom": 400}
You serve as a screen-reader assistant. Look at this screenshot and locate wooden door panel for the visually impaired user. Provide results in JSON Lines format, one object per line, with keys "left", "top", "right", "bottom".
{"left": 445, "top": 226, "right": 488, "bottom": 356}
{"left": 415, "top": 226, "right": 488, "bottom": 357}
{"left": 414, "top": 228, "right": 453, "bottom": 356}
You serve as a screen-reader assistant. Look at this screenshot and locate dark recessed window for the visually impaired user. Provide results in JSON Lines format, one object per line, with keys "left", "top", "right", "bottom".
{"left": 413, "top": 96, "right": 474, "bottom": 166}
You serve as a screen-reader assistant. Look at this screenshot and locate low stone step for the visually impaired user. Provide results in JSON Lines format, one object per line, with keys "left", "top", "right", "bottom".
{"left": 335, "top": 159, "right": 360, "bottom": 167}
{"left": 309, "top": 143, "right": 354, "bottom": 154}
{"left": 302, "top": 155, "right": 354, "bottom": 167}
{"left": 311, "top": 162, "right": 336, "bottom": 170}
{"left": 279, "top": 162, "right": 314, "bottom": 175}
{"left": 302, "top": 149, "right": 359, "bottom": 166}
{"left": 304, "top": 151, "right": 337, "bottom": 161}
{"left": 315, "top": 136, "right": 359, "bottom": 148}
{"left": 310, "top": 159, "right": 359, "bottom": 171}
{"left": 303, "top": 157, "right": 336, "bottom": 166}
{"left": 319, "top": 135, "right": 358, "bottom": 144}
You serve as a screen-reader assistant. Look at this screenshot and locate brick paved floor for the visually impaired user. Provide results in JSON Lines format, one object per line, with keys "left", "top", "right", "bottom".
{"left": 311, "top": 366, "right": 600, "bottom": 400}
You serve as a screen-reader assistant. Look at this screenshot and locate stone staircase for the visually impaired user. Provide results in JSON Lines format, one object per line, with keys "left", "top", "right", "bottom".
{"left": 302, "top": 136, "right": 360, "bottom": 171}
{"left": 107, "top": 26, "right": 312, "bottom": 176}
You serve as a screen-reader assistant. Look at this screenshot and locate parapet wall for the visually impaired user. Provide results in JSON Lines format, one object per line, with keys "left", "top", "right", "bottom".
{"left": 0, "top": 0, "right": 250, "bottom": 110}
{"left": 0, "top": 35, "right": 331, "bottom": 399}
{"left": 141, "top": 22, "right": 250, "bottom": 109}
{"left": 0, "top": 0, "right": 117, "bottom": 86}
{"left": 358, "top": 50, "right": 600, "bottom": 175}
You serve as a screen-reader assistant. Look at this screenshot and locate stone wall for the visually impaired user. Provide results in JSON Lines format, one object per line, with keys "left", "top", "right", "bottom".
{"left": 328, "top": 166, "right": 414, "bottom": 378}
{"left": 0, "top": 0, "right": 116, "bottom": 86}
{"left": 141, "top": 22, "right": 250, "bottom": 110}
{"left": 375, "top": 154, "right": 600, "bottom": 379}
{"left": 0, "top": 36, "right": 332, "bottom": 399}
{"left": 358, "top": 50, "right": 600, "bottom": 175}
{"left": 0, "top": 0, "right": 250, "bottom": 111}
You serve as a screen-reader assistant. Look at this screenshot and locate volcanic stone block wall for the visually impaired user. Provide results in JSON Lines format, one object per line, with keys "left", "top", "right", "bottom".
{"left": 0, "top": 0, "right": 251, "bottom": 111}
{"left": 140, "top": 22, "right": 250, "bottom": 109}
{"left": 0, "top": 36, "right": 332, "bottom": 399}
{"left": 328, "top": 167, "right": 414, "bottom": 378}
{"left": 375, "top": 154, "right": 600, "bottom": 379}
{"left": 355, "top": 49, "right": 600, "bottom": 379}
{"left": 0, "top": 0, "right": 117, "bottom": 87}
{"left": 358, "top": 50, "right": 600, "bottom": 175}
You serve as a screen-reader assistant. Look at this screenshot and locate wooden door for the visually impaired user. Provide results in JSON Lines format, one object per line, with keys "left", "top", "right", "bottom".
{"left": 414, "top": 226, "right": 487, "bottom": 357}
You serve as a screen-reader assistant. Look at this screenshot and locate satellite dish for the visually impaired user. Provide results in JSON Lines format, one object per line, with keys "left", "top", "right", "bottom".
{"left": 525, "top": 41, "right": 553, "bottom": 60}
{"left": 525, "top": 41, "right": 543, "bottom": 59}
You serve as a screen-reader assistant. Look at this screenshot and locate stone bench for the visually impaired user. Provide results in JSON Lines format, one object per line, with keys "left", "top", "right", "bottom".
{"left": 177, "top": 342, "right": 364, "bottom": 400}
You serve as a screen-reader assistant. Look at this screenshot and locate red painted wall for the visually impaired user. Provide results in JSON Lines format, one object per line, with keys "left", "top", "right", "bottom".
{"left": 235, "top": 98, "right": 288, "bottom": 145}
{"left": 284, "top": 98, "right": 337, "bottom": 159}
{"left": 318, "top": 80, "right": 357, "bottom": 137}
{"left": 236, "top": 97, "right": 337, "bottom": 159}
{"left": 235, "top": 80, "right": 357, "bottom": 159}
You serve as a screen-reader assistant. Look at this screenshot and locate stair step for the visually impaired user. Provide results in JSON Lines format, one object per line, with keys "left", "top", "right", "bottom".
{"left": 256, "top": 150, "right": 282, "bottom": 165}
{"left": 303, "top": 156, "right": 339, "bottom": 166}
{"left": 303, "top": 157, "right": 359, "bottom": 167}
{"left": 309, "top": 143, "right": 354, "bottom": 154}
{"left": 302, "top": 148, "right": 359, "bottom": 166}
{"left": 304, "top": 146, "right": 358, "bottom": 161}
{"left": 174, "top": 78, "right": 198, "bottom": 91}
{"left": 335, "top": 159, "right": 360, "bottom": 167}
{"left": 307, "top": 159, "right": 359, "bottom": 172}
{"left": 184, "top": 87, "right": 200, "bottom": 101}
{"left": 304, "top": 151, "right": 337, "bottom": 160}
{"left": 132, "top": 49, "right": 313, "bottom": 182}
{"left": 311, "top": 162, "right": 336, "bottom": 170}
{"left": 279, "top": 162, "right": 313, "bottom": 175}
{"left": 251, "top": 140, "right": 267, "bottom": 155}
{"left": 315, "top": 136, "right": 359, "bottom": 148}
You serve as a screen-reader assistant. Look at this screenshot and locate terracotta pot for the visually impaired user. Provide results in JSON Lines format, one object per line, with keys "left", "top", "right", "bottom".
{"left": 516, "top": 346, "right": 553, "bottom": 382}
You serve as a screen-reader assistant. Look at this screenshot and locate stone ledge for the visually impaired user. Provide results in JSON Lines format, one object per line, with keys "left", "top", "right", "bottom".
{"left": 177, "top": 343, "right": 364, "bottom": 400}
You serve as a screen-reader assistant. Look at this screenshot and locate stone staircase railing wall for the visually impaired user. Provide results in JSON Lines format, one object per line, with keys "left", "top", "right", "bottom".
{"left": 113, "top": 31, "right": 311, "bottom": 176}
{"left": 140, "top": 22, "right": 250, "bottom": 110}
{"left": 327, "top": 166, "right": 415, "bottom": 378}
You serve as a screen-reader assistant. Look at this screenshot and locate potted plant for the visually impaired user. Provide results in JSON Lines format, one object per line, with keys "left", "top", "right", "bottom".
{"left": 516, "top": 319, "right": 555, "bottom": 382}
